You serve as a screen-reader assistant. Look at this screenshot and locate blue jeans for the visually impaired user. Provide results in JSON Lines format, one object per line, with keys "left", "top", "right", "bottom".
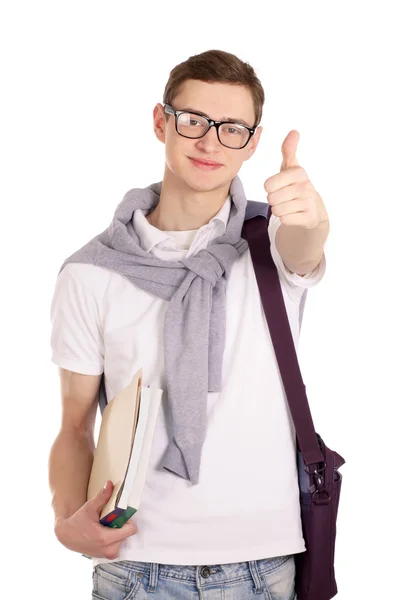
{"left": 91, "top": 554, "right": 296, "bottom": 599}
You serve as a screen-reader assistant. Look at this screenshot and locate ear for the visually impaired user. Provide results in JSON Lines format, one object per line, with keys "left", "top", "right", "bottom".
{"left": 153, "top": 103, "right": 167, "bottom": 144}
{"left": 243, "top": 126, "right": 263, "bottom": 162}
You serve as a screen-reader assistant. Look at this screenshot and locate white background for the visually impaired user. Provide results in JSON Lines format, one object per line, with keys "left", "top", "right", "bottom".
{"left": 1, "top": 1, "right": 399, "bottom": 598}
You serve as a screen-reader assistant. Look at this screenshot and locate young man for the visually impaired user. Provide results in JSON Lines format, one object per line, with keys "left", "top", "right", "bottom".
{"left": 49, "top": 49, "right": 329, "bottom": 600}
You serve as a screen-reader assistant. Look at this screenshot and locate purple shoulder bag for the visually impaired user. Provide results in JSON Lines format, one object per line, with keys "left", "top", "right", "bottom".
{"left": 242, "top": 214, "right": 345, "bottom": 600}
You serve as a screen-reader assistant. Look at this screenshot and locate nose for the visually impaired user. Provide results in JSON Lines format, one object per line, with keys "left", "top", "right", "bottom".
{"left": 195, "top": 124, "right": 222, "bottom": 151}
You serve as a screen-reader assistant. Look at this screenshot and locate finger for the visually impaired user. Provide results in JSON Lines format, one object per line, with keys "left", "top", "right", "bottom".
{"left": 100, "top": 520, "right": 138, "bottom": 543}
{"left": 102, "top": 542, "right": 121, "bottom": 561}
{"left": 271, "top": 198, "right": 308, "bottom": 217}
{"left": 265, "top": 168, "right": 308, "bottom": 195}
{"left": 280, "top": 130, "right": 300, "bottom": 171}
{"left": 89, "top": 480, "right": 114, "bottom": 514}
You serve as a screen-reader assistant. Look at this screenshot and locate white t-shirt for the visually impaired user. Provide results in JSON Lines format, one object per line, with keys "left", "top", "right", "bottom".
{"left": 50, "top": 195, "right": 326, "bottom": 567}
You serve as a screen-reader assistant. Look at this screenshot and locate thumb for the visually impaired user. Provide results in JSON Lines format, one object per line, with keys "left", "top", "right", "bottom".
{"left": 280, "top": 130, "right": 300, "bottom": 171}
{"left": 91, "top": 480, "right": 114, "bottom": 512}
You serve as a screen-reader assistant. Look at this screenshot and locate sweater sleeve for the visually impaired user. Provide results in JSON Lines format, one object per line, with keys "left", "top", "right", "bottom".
{"left": 50, "top": 263, "right": 104, "bottom": 375}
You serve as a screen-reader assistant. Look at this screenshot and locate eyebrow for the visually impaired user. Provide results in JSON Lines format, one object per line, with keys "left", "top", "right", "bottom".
{"left": 180, "top": 106, "right": 253, "bottom": 128}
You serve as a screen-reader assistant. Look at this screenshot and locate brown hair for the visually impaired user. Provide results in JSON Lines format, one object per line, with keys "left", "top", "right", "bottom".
{"left": 163, "top": 49, "right": 265, "bottom": 127}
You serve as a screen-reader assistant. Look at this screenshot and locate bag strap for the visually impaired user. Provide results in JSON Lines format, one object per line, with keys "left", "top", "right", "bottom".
{"left": 242, "top": 214, "right": 324, "bottom": 467}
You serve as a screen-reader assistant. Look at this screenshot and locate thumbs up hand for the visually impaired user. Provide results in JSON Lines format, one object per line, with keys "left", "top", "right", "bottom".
{"left": 264, "top": 130, "right": 329, "bottom": 229}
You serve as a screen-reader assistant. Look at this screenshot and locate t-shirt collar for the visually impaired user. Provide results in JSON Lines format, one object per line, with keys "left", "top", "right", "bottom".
{"left": 134, "top": 195, "right": 231, "bottom": 254}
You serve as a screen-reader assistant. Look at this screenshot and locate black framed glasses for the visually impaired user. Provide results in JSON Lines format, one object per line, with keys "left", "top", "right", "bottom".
{"left": 164, "top": 103, "right": 257, "bottom": 150}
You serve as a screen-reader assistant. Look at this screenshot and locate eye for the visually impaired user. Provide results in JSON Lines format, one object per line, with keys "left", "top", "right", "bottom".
{"left": 221, "top": 123, "right": 246, "bottom": 136}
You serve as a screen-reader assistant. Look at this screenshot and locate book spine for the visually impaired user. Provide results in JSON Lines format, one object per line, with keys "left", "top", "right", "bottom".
{"left": 100, "top": 506, "right": 137, "bottom": 528}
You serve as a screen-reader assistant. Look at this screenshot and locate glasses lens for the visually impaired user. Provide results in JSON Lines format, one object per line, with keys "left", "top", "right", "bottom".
{"left": 177, "top": 112, "right": 209, "bottom": 139}
{"left": 176, "top": 112, "right": 251, "bottom": 149}
{"left": 219, "top": 123, "right": 250, "bottom": 149}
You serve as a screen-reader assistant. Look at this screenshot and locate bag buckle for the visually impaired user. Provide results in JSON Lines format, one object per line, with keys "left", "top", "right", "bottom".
{"left": 312, "top": 487, "right": 331, "bottom": 504}
{"left": 304, "top": 462, "right": 331, "bottom": 502}
{"left": 304, "top": 461, "right": 326, "bottom": 475}
{"left": 310, "top": 466, "right": 331, "bottom": 504}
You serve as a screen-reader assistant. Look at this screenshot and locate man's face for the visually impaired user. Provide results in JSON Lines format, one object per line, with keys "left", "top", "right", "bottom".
{"left": 153, "top": 79, "right": 263, "bottom": 193}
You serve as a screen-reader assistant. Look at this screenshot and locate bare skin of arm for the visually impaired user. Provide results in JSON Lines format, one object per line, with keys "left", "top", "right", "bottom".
{"left": 48, "top": 368, "right": 137, "bottom": 559}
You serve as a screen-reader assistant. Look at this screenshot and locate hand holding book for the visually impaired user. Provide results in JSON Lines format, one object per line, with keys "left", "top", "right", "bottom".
{"left": 54, "top": 480, "right": 138, "bottom": 560}
{"left": 81, "top": 368, "right": 163, "bottom": 559}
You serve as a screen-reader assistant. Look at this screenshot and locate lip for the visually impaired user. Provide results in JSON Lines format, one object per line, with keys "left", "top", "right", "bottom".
{"left": 189, "top": 157, "right": 223, "bottom": 170}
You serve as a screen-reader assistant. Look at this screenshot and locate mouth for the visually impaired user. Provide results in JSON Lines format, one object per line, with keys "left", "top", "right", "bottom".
{"left": 188, "top": 157, "right": 223, "bottom": 170}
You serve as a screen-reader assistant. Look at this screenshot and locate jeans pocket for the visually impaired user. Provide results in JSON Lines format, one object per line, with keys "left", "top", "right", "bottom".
{"left": 260, "top": 555, "right": 296, "bottom": 600}
{"left": 92, "top": 561, "right": 143, "bottom": 600}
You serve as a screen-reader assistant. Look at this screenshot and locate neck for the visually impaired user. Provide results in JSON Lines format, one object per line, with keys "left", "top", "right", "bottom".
{"left": 147, "top": 166, "right": 230, "bottom": 231}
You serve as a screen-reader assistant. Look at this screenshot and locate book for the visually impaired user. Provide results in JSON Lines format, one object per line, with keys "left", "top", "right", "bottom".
{"left": 86, "top": 368, "right": 162, "bottom": 533}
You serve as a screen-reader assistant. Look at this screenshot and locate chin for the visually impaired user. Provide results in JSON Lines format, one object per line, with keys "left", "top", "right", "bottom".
{"left": 178, "top": 166, "right": 232, "bottom": 194}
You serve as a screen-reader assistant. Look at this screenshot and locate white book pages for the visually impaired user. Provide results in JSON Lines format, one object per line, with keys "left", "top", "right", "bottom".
{"left": 128, "top": 386, "right": 163, "bottom": 510}
{"left": 118, "top": 385, "right": 152, "bottom": 508}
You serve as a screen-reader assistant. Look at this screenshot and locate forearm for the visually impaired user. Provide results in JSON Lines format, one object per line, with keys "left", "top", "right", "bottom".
{"left": 275, "top": 218, "right": 330, "bottom": 275}
{"left": 48, "top": 428, "right": 95, "bottom": 523}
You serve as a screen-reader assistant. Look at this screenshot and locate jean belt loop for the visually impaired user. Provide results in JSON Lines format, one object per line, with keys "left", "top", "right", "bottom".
{"left": 248, "top": 560, "right": 264, "bottom": 595}
{"left": 147, "top": 562, "right": 159, "bottom": 593}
